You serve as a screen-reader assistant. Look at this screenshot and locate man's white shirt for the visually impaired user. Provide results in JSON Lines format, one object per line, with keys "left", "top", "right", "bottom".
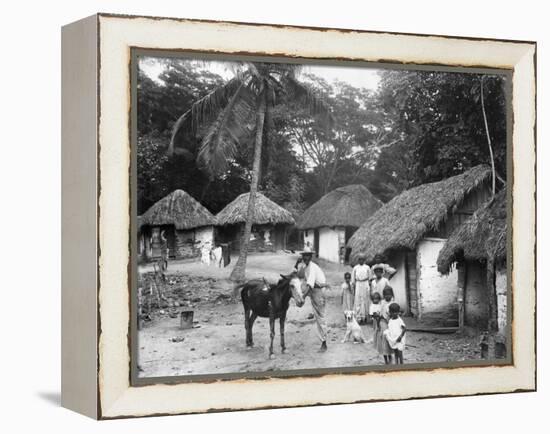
{"left": 297, "top": 261, "right": 326, "bottom": 288}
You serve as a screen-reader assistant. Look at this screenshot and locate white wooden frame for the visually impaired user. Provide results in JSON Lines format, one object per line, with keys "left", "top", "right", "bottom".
{"left": 61, "top": 13, "right": 536, "bottom": 419}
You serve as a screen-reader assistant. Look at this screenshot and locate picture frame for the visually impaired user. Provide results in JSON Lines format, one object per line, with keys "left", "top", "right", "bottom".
{"left": 61, "top": 13, "right": 536, "bottom": 419}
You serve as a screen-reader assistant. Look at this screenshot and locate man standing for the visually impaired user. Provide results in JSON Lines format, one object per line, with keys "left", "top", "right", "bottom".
{"left": 294, "top": 251, "right": 328, "bottom": 352}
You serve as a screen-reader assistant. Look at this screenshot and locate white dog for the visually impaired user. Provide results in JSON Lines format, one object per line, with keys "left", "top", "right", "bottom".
{"left": 342, "top": 310, "right": 366, "bottom": 343}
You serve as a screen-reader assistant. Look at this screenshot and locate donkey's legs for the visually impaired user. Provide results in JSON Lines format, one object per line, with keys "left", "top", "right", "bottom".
{"left": 269, "top": 316, "right": 275, "bottom": 359}
{"left": 248, "top": 313, "right": 257, "bottom": 347}
{"left": 244, "top": 307, "right": 252, "bottom": 347}
{"left": 280, "top": 315, "right": 287, "bottom": 353}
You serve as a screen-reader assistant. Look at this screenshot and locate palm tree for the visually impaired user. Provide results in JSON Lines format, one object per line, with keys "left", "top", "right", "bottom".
{"left": 169, "top": 62, "right": 332, "bottom": 282}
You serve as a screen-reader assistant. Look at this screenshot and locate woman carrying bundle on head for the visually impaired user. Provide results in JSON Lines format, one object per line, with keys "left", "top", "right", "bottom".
{"left": 371, "top": 263, "right": 391, "bottom": 296}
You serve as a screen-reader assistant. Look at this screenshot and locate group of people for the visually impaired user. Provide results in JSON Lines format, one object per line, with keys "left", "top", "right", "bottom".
{"left": 292, "top": 249, "right": 406, "bottom": 365}
{"left": 341, "top": 254, "right": 406, "bottom": 364}
{"left": 200, "top": 242, "right": 224, "bottom": 267}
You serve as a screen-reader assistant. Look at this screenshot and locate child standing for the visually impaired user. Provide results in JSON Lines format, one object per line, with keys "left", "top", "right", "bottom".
{"left": 341, "top": 272, "right": 354, "bottom": 315}
{"left": 384, "top": 302, "right": 407, "bottom": 364}
{"left": 377, "top": 286, "right": 395, "bottom": 364}
{"left": 370, "top": 292, "right": 382, "bottom": 351}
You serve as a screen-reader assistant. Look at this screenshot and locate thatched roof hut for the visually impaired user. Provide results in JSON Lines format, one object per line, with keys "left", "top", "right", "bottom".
{"left": 437, "top": 189, "right": 506, "bottom": 274}
{"left": 216, "top": 192, "right": 295, "bottom": 226}
{"left": 140, "top": 189, "right": 216, "bottom": 230}
{"left": 297, "top": 184, "right": 382, "bottom": 230}
{"left": 347, "top": 165, "right": 492, "bottom": 264}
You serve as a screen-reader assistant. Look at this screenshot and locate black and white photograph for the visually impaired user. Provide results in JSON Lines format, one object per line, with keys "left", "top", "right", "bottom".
{"left": 133, "top": 53, "right": 510, "bottom": 380}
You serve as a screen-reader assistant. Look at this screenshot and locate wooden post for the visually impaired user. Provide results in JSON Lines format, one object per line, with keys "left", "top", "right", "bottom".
{"left": 486, "top": 257, "right": 498, "bottom": 332}
{"left": 456, "top": 261, "right": 466, "bottom": 331}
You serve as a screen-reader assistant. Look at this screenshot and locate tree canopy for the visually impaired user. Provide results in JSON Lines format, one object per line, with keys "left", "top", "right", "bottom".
{"left": 137, "top": 57, "right": 508, "bottom": 215}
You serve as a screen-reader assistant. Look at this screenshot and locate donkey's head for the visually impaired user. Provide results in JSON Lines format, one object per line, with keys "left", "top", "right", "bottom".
{"left": 281, "top": 272, "right": 305, "bottom": 307}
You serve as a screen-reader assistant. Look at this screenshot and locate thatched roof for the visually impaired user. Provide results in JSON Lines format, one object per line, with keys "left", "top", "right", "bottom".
{"left": 297, "top": 184, "right": 383, "bottom": 230}
{"left": 347, "top": 165, "right": 492, "bottom": 264}
{"left": 140, "top": 189, "right": 216, "bottom": 230}
{"left": 216, "top": 192, "right": 295, "bottom": 226}
{"left": 437, "top": 189, "right": 506, "bottom": 274}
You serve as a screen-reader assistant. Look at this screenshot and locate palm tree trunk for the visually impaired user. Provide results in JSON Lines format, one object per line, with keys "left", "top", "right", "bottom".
{"left": 229, "top": 95, "right": 267, "bottom": 282}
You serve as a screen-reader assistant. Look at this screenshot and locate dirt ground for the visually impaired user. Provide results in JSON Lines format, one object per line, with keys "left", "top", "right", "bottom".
{"left": 137, "top": 252, "right": 482, "bottom": 378}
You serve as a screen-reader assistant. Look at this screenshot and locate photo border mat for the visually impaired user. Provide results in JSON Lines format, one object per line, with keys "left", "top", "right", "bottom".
{"left": 95, "top": 13, "right": 536, "bottom": 419}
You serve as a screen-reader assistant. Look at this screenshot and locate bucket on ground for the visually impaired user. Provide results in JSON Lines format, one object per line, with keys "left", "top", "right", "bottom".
{"left": 180, "top": 311, "right": 194, "bottom": 329}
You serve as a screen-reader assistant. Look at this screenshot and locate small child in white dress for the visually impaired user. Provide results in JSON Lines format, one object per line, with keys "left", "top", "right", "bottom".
{"left": 369, "top": 296, "right": 381, "bottom": 318}
{"left": 383, "top": 302, "right": 406, "bottom": 364}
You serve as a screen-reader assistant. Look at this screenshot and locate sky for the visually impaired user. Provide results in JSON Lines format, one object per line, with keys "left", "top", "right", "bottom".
{"left": 139, "top": 56, "right": 381, "bottom": 91}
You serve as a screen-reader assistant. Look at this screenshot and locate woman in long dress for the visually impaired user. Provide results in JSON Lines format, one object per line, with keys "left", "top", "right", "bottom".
{"left": 352, "top": 254, "right": 371, "bottom": 324}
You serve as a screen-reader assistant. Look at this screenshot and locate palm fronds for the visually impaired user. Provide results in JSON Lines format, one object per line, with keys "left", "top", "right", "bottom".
{"left": 197, "top": 84, "right": 256, "bottom": 176}
{"left": 169, "top": 77, "right": 244, "bottom": 155}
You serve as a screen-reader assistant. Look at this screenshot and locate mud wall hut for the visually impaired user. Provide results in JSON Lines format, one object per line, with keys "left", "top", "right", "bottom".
{"left": 347, "top": 165, "right": 492, "bottom": 325}
{"left": 297, "top": 184, "right": 383, "bottom": 263}
{"left": 139, "top": 189, "right": 216, "bottom": 260}
{"left": 437, "top": 189, "right": 507, "bottom": 331}
{"left": 216, "top": 192, "right": 295, "bottom": 253}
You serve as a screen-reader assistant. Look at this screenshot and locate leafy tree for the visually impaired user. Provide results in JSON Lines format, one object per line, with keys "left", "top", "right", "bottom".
{"left": 372, "top": 70, "right": 507, "bottom": 198}
{"left": 281, "top": 75, "right": 395, "bottom": 203}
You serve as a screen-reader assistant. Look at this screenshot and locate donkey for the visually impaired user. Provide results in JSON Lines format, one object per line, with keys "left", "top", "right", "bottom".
{"left": 239, "top": 273, "right": 305, "bottom": 359}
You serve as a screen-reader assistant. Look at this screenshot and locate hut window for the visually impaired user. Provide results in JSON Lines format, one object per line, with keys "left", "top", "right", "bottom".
{"left": 305, "top": 230, "right": 309, "bottom": 237}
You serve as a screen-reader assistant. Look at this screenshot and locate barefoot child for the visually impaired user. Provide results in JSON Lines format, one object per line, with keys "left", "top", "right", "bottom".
{"left": 370, "top": 292, "right": 382, "bottom": 351}
{"left": 384, "top": 302, "right": 407, "bottom": 364}
{"left": 378, "top": 286, "right": 395, "bottom": 364}
{"left": 341, "top": 272, "right": 354, "bottom": 317}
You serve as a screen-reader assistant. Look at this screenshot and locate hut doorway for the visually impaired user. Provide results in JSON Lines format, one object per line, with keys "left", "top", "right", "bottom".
{"left": 405, "top": 252, "right": 418, "bottom": 316}
{"left": 161, "top": 226, "right": 177, "bottom": 259}
{"left": 344, "top": 227, "right": 356, "bottom": 264}
{"left": 313, "top": 229, "right": 320, "bottom": 257}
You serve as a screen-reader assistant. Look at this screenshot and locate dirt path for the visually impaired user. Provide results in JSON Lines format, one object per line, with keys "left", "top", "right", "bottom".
{"left": 137, "top": 255, "right": 482, "bottom": 378}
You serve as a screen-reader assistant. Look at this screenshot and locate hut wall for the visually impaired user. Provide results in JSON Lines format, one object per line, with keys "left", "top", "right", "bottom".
{"left": 272, "top": 225, "right": 287, "bottom": 250}
{"left": 318, "top": 226, "right": 344, "bottom": 263}
{"left": 464, "top": 261, "right": 489, "bottom": 329}
{"left": 248, "top": 225, "right": 276, "bottom": 252}
{"left": 139, "top": 227, "right": 152, "bottom": 259}
{"left": 221, "top": 224, "right": 279, "bottom": 253}
{"left": 386, "top": 252, "right": 409, "bottom": 314}
{"left": 172, "top": 226, "right": 214, "bottom": 260}
{"left": 496, "top": 266, "right": 507, "bottom": 332}
{"left": 174, "top": 229, "right": 198, "bottom": 259}
{"left": 417, "top": 238, "right": 458, "bottom": 323}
